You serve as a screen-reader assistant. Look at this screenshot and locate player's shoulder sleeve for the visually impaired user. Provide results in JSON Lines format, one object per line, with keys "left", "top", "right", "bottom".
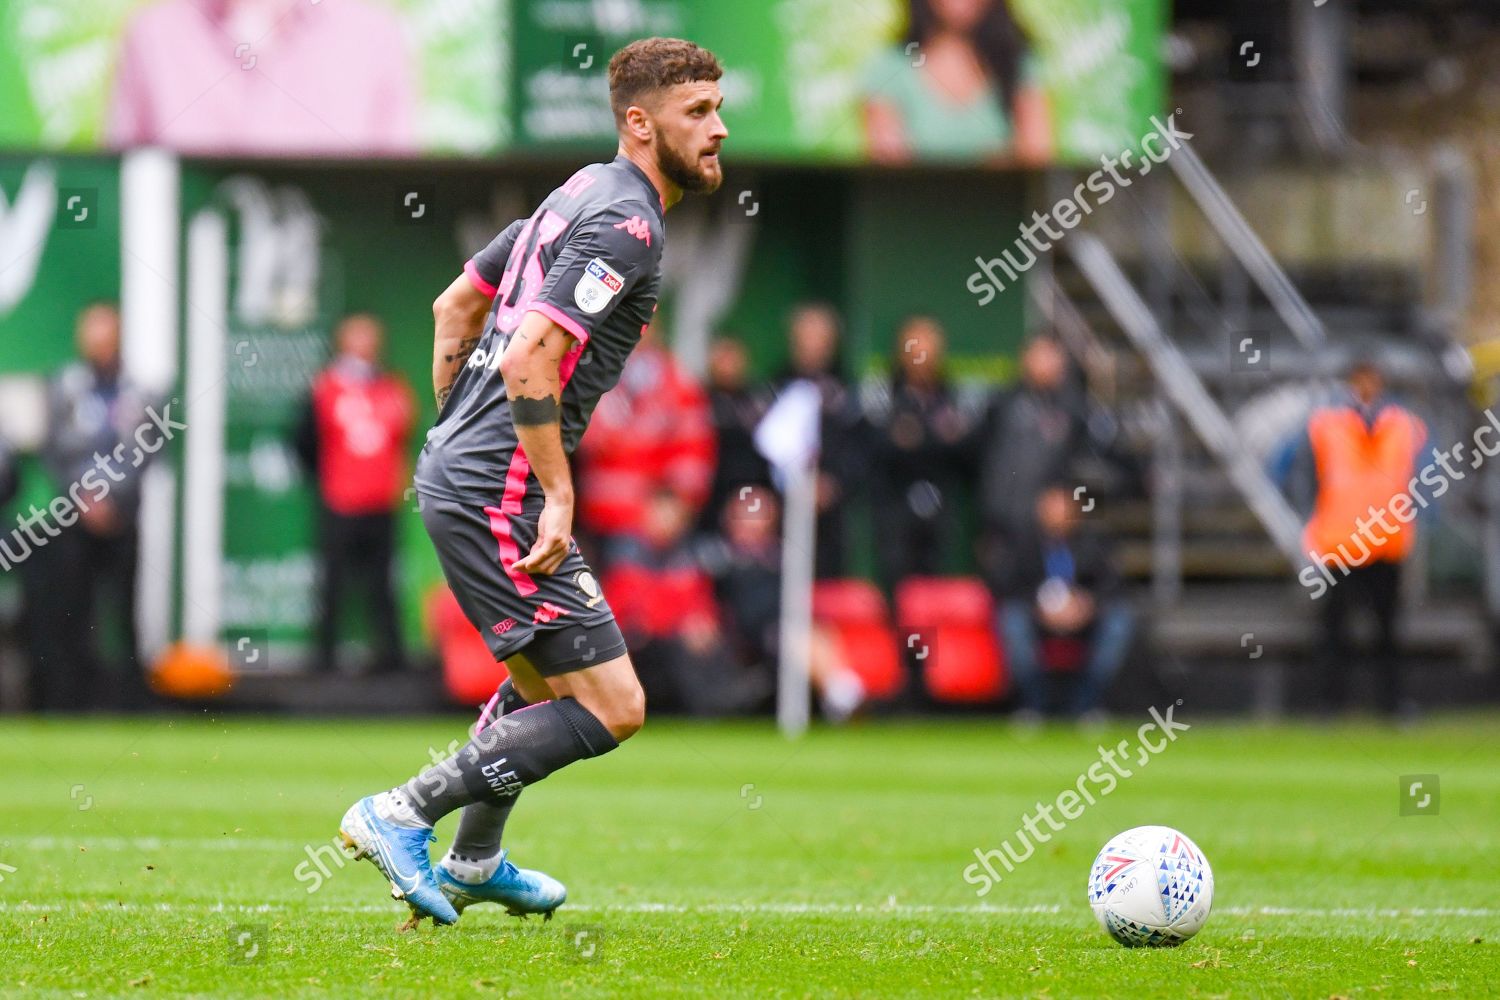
{"left": 528, "top": 200, "right": 664, "bottom": 345}
{"left": 463, "top": 218, "right": 527, "bottom": 299}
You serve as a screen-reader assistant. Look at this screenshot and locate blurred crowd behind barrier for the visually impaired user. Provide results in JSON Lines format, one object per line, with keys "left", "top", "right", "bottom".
{"left": 3, "top": 0, "right": 1498, "bottom": 721}
{"left": 0, "top": 288, "right": 1477, "bottom": 723}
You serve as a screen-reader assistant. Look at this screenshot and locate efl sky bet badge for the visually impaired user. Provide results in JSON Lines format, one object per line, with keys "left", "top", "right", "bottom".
{"left": 575, "top": 258, "right": 623, "bottom": 314}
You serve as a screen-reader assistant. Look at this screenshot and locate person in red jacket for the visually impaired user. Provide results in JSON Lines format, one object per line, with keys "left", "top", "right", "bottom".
{"left": 296, "top": 313, "right": 416, "bottom": 674}
{"left": 573, "top": 322, "right": 715, "bottom": 562}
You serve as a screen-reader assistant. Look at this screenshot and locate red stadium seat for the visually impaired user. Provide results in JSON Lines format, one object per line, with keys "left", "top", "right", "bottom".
{"left": 894, "top": 576, "right": 1008, "bottom": 703}
{"left": 426, "top": 585, "right": 508, "bottom": 706}
{"left": 812, "top": 579, "right": 904, "bottom": 700}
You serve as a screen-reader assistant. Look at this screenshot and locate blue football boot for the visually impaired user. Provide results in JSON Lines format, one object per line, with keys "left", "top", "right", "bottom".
{"left": 436, "top": 849, "right": 567, "bottom": 919}
{"left": 339, "top": 794, "right": 459, "bottom": 928}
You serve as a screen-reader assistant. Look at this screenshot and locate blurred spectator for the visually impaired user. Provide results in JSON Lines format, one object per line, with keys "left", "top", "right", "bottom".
{"left": 32, "top": 303, "right": 159, "bottom": 709}
{"left": 295, "top": 313, "right": 415, "bottom": 674}
{"left": 975, "top": 334, "right": 1085, "bottom": 542}
{"left": 1297, "top": 360, "right": 1425, "bottom": 717}
{"left": 863, "top": 0, "right": 1052, "bottom": 165}
{"left": 867, "top": 316, "right": 972, "bottom": 592}
{"left": 773, "top": 303, "right": 869, "bottom": 579}
{"left": 702, "top": 485, "right": 867, "bottom": 722}
{"left": 575, "top": 323, "right": 715, "bottom": 561}
{"left": 993, "top": 483, "right": 1133, "bottom": 721}
{"left": 602, "top": 488, "right": 762, "bottom": 715}
{"left": 702, "top": 336, "right": 772, "bottom": 530}
{"left": 108, "top": 0, "right": 416, "bottom": 156}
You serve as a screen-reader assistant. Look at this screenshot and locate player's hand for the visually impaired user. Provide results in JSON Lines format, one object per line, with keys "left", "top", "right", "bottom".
{"left": 514, "top": 497, "right": 574, "bottom": 576}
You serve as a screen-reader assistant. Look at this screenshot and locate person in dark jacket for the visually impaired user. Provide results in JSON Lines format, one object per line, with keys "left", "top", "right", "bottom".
{"left": 772, "top": 303, "right": 869, "bottom": 579}
{"left": 867, "top": 315, "right": 971, "bottom": 592}
{"left": 700, "top": 485, "right": 866, "bottom": 721}
{"left": 34, "top": 302, "right": 160, "bottom": 709}
{"left": 975, "top": 334, "right": 1087, "bottom": 541}
{"left": 993, "top": 482, "right": 1133, "bottom": 719}
{"left": 701, "top": 335, "right": 771, "bottom": 531}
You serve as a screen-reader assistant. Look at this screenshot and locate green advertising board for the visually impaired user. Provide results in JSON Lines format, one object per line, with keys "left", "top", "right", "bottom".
{"left": 512, "top": 0, "right": 1164, "bottom": 165}
{"left": 0, "top": 156, "right": 123, "bottom": 516}
{"left": 3, "top": 0, "right": 1161, "bottom": 166}
{"left": 177, "top": 164, "right": 472, "bottom": 660}
{"left": 0, "top": 0, "right": 506, "bottom": 154}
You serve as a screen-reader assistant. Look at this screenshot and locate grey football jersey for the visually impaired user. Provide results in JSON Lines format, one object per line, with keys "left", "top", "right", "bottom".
{"left": 414, "top": 156, "right": 666, "bottom": 507}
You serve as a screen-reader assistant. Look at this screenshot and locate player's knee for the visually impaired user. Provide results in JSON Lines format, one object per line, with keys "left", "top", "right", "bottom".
{"left": 603, "top": 680, "right": 646, "bottom": 742}
{"left": 557, "top": 653, "right": 645, "bottom": 741}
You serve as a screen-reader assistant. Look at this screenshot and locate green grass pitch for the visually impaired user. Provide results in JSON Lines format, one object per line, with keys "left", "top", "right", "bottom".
{"left": 1, "top": 712, "right": 1496, "bottom": 997}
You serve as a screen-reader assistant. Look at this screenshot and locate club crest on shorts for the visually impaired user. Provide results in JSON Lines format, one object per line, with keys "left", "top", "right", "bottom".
{"left": 574, "top": 570, "right": 604, "bottom": 608}
{"left": 574, "top": 258, "right": 623, "bottom": 315}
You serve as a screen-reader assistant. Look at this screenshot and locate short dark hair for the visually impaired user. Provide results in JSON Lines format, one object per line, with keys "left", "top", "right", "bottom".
{"left": 608, "top": 37, "right": 723, "bottom": 127}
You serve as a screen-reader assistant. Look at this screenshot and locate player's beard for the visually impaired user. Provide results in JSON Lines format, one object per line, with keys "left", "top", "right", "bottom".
{"left": 656, "top": 135, "right": 721, "bottom": 194}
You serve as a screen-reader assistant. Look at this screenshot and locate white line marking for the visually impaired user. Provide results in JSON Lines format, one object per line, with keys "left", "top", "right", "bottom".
{"left": 0, "top": 901, "right": 1494, "bottom": 919}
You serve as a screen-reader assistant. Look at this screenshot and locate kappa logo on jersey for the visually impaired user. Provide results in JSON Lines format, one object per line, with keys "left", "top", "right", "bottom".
{"left": 574, "top": 258, "right": 624, "bottom": 315}
{"left": 532, "top": 601, "right": 570, "bottom": 624}
{"left": 613, "top": 215, "right": 652, "bottom": 246}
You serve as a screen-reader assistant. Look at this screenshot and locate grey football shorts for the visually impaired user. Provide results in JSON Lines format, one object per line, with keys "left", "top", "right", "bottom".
{"left": 419, "top": 494, "right": 627, "bottom": 676}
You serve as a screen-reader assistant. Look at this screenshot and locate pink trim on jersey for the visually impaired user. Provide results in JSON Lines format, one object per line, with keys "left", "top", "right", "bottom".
{"left": 529, "top": 302, "right": 590, "bottom": 346}
{"left": 560, "top": 170, "right": 596, "bottom": 198}
{"left": 463, "top": 259, "right": 499, "bottom": 299}
{"left": 483, "top": 447, "right": 538, "bottom": 597}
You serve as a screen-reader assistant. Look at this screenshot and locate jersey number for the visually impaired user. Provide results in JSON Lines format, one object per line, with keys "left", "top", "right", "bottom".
{"left": 495, "top": 210, "right": 569, "bottom": 335}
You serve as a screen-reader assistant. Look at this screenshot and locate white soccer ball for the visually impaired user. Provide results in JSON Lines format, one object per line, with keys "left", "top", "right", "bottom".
{"left": 1087, "top": 825, "right": 1214, "bottom": 947}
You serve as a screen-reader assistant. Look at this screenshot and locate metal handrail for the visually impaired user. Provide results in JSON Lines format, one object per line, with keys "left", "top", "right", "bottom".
{"left": 1167, "top": 142, "right": 1327, "bottom": 351}
{"left": 1066, "top": 233, "right": 1307, "bottom": 564}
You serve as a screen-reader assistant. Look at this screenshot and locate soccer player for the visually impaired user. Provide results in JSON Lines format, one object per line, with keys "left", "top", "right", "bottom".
{"left": 339, "top": 37, "right": 727, "bottom": 927}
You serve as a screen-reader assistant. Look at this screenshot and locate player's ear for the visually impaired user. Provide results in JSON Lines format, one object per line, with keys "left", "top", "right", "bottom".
{"left": 623, "top": 104, "right": 654, "bottom": 144}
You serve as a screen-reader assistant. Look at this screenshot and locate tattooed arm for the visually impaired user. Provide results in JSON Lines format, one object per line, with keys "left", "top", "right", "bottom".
{"left": 432, "top": 219, "right": 527, "bottom": 408}
{"left": 431, "top": 274, "right": 493, "bottom": 408}
{"left": 500, "top": 311, "right": 577, "bottom": 575}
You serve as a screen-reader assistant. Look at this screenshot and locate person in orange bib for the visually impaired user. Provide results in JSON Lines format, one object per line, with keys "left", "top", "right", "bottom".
{"left": 1300, "top": 359, "right": 1426, "bottom": 716}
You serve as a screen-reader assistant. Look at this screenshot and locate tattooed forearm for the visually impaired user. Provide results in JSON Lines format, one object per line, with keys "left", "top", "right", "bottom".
{"left": 444, "top": 335, "right": 481, "bottom": 366}
{"left": 511, "top": 395, "right": 561, "bottom": 426}
{"left": 434, "top": 334, "right": 481, "bottom": 406}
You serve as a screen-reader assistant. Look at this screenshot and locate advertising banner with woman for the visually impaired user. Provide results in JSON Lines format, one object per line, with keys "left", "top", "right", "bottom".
{"left": 3, "top": 0, "right": 1159, "bottom": 167}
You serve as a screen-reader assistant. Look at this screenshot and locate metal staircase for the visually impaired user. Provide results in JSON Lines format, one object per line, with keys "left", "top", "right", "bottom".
{"left": 1027, "top": 139, "right": 1493, "bottom": 680}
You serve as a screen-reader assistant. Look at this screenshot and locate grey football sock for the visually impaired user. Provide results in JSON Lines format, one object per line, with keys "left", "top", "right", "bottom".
{"left": 451, "top": 679, "right": 529, "bottom": 860}
{"left": 400, "top": 696, "right": 617, "bottom": 825}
